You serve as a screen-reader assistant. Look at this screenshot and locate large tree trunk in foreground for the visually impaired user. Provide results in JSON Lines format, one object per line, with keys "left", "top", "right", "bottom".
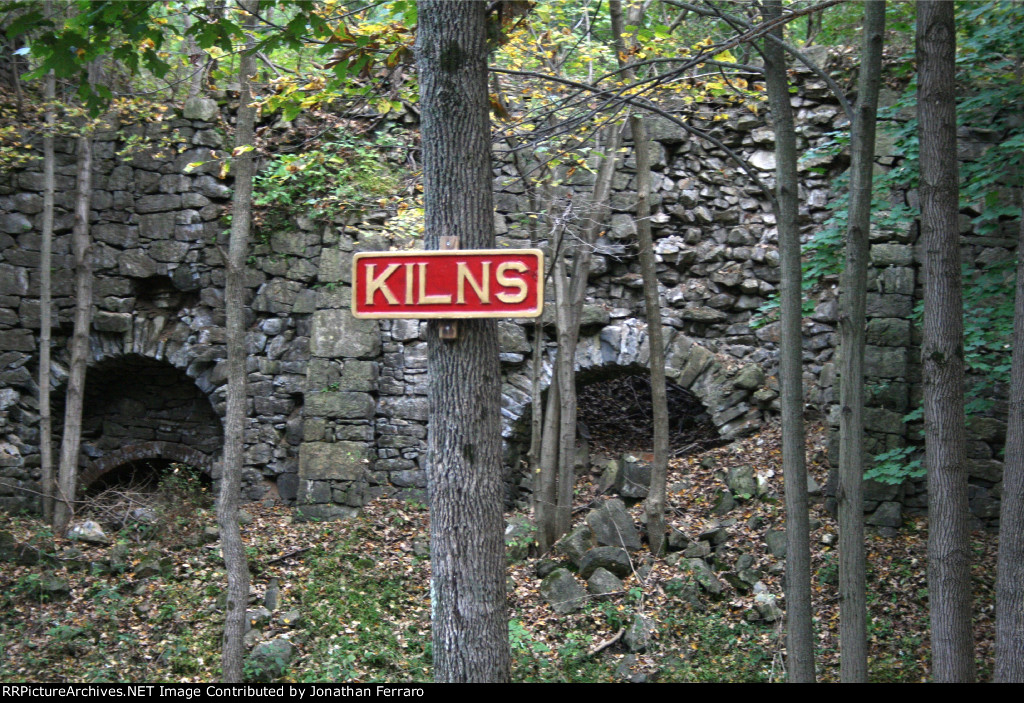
{"left": 995, "top": 204, "right": 1024, "bottom": 682}
{"left": 218, "top": 0, "right": 257, "bottom": 682}
{"left": 762, "top": 0, "right": 814, "bottom": 682}
{"left": 917, "top": 0, "right": 975, "bottom": 683}
{"left": 53, "top": 99, "right": 94, "bottom": 536}
{"left": 416, "top": 0, "right": 510, "bottom": 682}
{"left": 837, "top": 0, "right": 885, "bottom": 683}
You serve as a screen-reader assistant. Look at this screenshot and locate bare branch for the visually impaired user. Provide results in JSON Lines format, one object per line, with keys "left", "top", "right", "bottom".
{"left": 666, "top": 0, "right": 855, "bottom": 123}
{"left": 491, "top": 66, "right": 776, "bottom": 206}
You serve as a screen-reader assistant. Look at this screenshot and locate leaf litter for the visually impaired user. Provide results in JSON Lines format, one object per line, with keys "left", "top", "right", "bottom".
{"left": 0, "top": 422, "right": 999, "bottom": 682}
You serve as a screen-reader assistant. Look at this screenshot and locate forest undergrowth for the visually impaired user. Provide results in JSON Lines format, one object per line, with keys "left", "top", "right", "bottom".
{"left": 0, "top": 423, "right": 998, "bottom": 683}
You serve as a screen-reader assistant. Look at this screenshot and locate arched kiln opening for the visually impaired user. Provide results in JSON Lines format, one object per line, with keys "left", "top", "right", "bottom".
{"left": 576, "top": 368, "right": 721, "bottom": 456}
{"left": 53, "top": 354, "right": 222, "bottom": 490}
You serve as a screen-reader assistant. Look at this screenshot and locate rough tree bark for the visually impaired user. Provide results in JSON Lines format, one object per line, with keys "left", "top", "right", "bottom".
{"left": 994, "top": 202, "right": 1024, "bottom": 682}
{"left": 53, "top": 64, "right": 96, "bottom": 535}
{"left": 917, "top": 0, "right": 976, "bottom": 683}
{"left": 415, "top": 1, "right": 510, "bottom": 682}
{"left": 837, "top": 0, "right": 884, "bottom": 683}
{"left": 762, "top": 0, "right": 815, "bottom": 682}
{"left": 609, "top": 0, "right": 670, "bottom": 557}
{"left": 218, "top": 0, "right": 257, "bottom": 683}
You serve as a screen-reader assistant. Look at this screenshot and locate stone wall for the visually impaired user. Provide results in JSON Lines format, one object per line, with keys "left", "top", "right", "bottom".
{"left": 0, "top": 97, "right": 312, "bottom": 511}
{"left": 0, "top": 54, "right": 1016, "bottom": 527}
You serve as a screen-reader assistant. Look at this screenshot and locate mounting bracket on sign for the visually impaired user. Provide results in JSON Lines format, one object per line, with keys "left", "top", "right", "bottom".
{"left": 439, "top": 235, "right": 459, "bottom": 340}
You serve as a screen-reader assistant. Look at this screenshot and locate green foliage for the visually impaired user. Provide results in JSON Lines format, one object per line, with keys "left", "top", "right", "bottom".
{"left": 963, "top": 258, "right": 1016, "bottom": 414}
{"left": 657, "top": 608, "right": 773, "bottom": 683}
{"left": 294, "top": 538, "right": 432, "bottom": 683}
{"left": 805, "top": 2, "right": 917, "bottom": 54}
{"left": 9, "top": 0, "right": 175, "bottom": 114}
{"left": 253, "top": 128, "right": 407, "bottom": 222}
{"left": 867, "top": 445, "right": 925, "bottom": 486}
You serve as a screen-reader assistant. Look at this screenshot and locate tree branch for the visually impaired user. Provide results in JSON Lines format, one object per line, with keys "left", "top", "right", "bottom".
{"left": 666, "top": 0, "right": 855, "bottom": 123}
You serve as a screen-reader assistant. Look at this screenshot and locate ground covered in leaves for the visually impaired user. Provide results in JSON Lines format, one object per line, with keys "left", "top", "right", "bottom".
{"left": 0, "top": 422, "right": 999, "bottom": 683}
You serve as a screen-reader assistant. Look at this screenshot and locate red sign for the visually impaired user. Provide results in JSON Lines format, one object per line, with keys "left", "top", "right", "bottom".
{"left": 351, "top": 249, "right": 544, "bottom": 319}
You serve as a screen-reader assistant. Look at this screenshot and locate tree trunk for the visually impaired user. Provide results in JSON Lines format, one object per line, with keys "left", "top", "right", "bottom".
{"left": 917, "top": 1, "right": 975, "bottom": 683}
{"left": 416, "top": 0, "right": 510, "bottom": 682}
{"left": 837, "top": 0, "right": 885, "bottom": 683}
{"left": 534, "top": 123, "right": 619, "bottom": 554}
{"left": 914, "top": 0, "right": 977, "bottom": 683}
{"left": 553, "top": 250, "right": 577, "bottom": 539}
{"left": 762, "top": 0, "right": 815, "bottom": 682}
{"left": 39, "top": 41, "right": 55, "bottom": 521}
{"left": 631, "top": 114, "right": 669, "bottom": 557}
{"left": 53, "top": 71, "right": 95, "bottom": 535}
{"left": 536, "top": 328, "right": 561, "bottom": 554}
{"left": 609, "top": 0, "right": 670, "bottom": 557}
{"left": 218, "top": 0, "right": 258, "bottom": 683}
{"left": 995, "top": 203, "right": 1024, "bottom": 682}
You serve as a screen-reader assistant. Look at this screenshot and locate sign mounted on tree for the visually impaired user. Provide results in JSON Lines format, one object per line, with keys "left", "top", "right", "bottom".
{"left": 351, "top": 249, "right": 544, "bottom": 319}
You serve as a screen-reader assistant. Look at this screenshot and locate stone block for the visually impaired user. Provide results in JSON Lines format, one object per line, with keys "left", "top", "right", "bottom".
{"left": 866, "top": 293, "right": 913, "bottom": 318}
{"left": 872, "top": 266, "right": 915, "bottom": 295}
{"left": 339, "top": 360, "right": 377, "bottom": 392}
{"left": 318, "top": 248, "right": 352, "bottom": 283}
{"left": 677, "top": 344, "right": 713, "bottom": 388}
{"left": 305, "top": 392, "right": 374, "bottom": 419}
{"left": 0, "top": 265, "right": 28, "bottom": 296}
{"left": 183, "top": 97, "right": 219, "bottom": 121}
{"left": 194, "top": 175, "right": 232, "bottom": 199}
{"left": 119, "top": 250, "right": 158, "bottom": 278}
{"left": 377, "top": 396, "right": 429, "bottom": 422}
{"left": 150, "top": 240, "right": 190, "bottom": 263}
{"left": 585, "top": 498, "right": 642, "bottom": 551}
{"left": 298, "top": 441, "right": 371, "bottom": 481}
{"left": 866, "top": 501, "right": 902, "bottom": 528}
{"left": 135, "top": 194, "right": 181, "bottom": 213}
{"left": 870, "top": 244, "right": 914, "bottom": 266}
{"left": 93, "top": 311, "right": 132, "bottom": 333}
{"left": 540, "top": 568, "right": 586, "bottom": 614}
{"left": 967, "top": 459, "right": 1003, "bottom": 483}
{"left": 498, "top": 320, "right": 530, "bottom": 353}
{"left": 311, "top": 309, "right": 380, "bottom": 358}
{"left": 0, "top": 213, "right": 31, "bottom": 235}
{"left": 865, "top": 345, "right": 908, "bottom": 379}
{"left": 94, "top": 223, "right": 139, "bottom": 247}
{"left": 863, "top": 407, "right": 905, "bottom": 433}
{"left": 295, "top": 504, "right": 360, "bottom": 521}
{"left": 733, "top": 364, "right": 764, "bottom": 390}
{"left": 253, "top": 279, "right": 303, "bottom": 314}
{"left": 271, "top": 230, "right": 308, "bottom": 256}
{"left": 865, "top": 318, "right": 911, "bottom": 347}
{"left": 966, "top": 416, "right": 1005, "bottom": 443}
{"left": 0, "top": 329, "right": 33, "bottom": 352}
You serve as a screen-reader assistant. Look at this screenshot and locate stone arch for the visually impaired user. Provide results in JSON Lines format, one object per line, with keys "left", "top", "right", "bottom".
{"left": 79, "top": 441, "right": 214, "bottom": 489}
{"left": 76, "top": 309, "right": 227, "bottom": 403}
{"left": 50, "top": 319, "right": 226, "bottom": 486}
{"left": 501, "top": 317, "right": 766, "bottom": 445}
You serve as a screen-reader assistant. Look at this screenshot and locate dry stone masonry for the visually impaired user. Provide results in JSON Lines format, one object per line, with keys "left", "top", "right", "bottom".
{"left": 0, "top": 53, "right": 1016, "bottom": 528}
